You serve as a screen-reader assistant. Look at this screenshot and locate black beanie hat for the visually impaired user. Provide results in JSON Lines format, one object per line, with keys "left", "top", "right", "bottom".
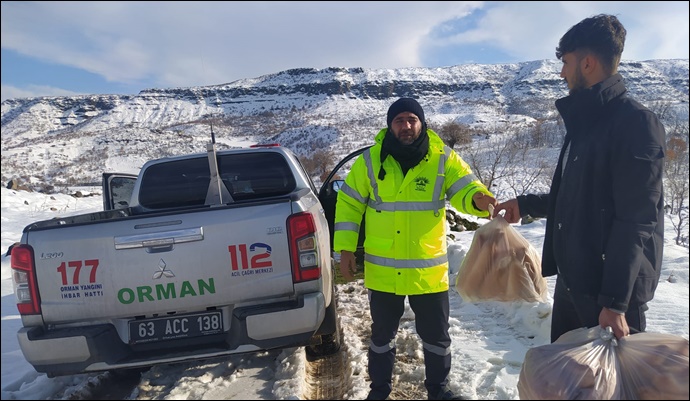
{"left": 386, "top": 97, "right": 425, "bottom": 128}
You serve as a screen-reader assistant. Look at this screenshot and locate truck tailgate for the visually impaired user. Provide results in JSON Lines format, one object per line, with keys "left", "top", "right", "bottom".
{"left": 28, "top": 201, "right": 295, "bottom": 324}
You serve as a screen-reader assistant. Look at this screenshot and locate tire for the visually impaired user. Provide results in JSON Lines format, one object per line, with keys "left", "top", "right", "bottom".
{"left": 306, "top": 296, "right": 342, "bottom": 359}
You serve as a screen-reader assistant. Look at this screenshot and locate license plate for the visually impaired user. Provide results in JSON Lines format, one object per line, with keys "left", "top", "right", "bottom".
{"left": 129, "top": 311, "right": 223, "bottom": 344}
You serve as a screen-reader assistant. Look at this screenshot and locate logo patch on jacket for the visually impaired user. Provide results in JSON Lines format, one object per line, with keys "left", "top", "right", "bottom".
{"left": 414, "top": 177, "right": 429, "bottom": 192}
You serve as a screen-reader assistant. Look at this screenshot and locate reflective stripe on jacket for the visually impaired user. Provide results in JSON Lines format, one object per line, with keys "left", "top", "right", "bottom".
{"left": 334, "top": 128, "right": 493, "bottom": 295}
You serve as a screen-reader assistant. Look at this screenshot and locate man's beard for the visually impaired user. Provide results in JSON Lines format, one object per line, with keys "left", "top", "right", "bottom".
{"left": 395, "top": 128, "right": 418, "bottom": 145}
{"left": 568, "top": 66, "right": 587, "bottom": 95}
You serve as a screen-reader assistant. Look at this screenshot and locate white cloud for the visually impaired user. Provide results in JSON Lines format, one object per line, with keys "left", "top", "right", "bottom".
{"left": 1, "top": 1, "right": 687, "bottom": 97}
{"left": 428, "top": 1, "right": 689, "bottom": 62}
{"left": 620, "top": 5, "right": 690, "bottom": 61}
{"left": 1, "top": 1, "right": 482, "bottom": 89}
{"left": 0, "top": 84, "right": 82, "bottom": 102}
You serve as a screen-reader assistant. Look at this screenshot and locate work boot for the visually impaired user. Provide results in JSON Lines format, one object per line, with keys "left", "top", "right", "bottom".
{"left": 365, "top": 391, "right": 389, "bottom": 400}
{"left": 428, "top": 387, "right": 465, "bottom": 400}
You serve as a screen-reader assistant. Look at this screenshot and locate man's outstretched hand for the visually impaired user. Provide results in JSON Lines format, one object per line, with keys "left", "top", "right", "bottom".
{"left": 473, "top": 192, "right": 498, "bottom": 216}
{"left": 493, "top": 198, "right": 521, "bottom": 223}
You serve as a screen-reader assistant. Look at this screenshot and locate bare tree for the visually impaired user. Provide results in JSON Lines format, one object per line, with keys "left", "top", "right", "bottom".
{"left": 502, "top": 157, "right": 553, "bottom": 198}
{"left": 460, "top": 127, "right": 523, "bottom": 199}
{"left": 459, "top": 123, "right": 557, "bottom": 200}
{"left": 299, "top": 148, "right": 336, "bottom": 183}
{"left": 437, "top": 121, "right": 473, "bottom": 149}
{"left": 648, "top": 100, "right": 675, "bottom": 122}
{"left": 663, "top": 114, "right": 689, "bottom": 247}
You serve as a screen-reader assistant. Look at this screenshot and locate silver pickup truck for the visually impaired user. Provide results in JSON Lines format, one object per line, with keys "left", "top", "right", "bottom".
{"left": 10, "top": 142, "right": 343, "bottom": 377}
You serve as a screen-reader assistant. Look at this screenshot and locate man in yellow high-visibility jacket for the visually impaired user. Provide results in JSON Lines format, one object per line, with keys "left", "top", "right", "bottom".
{"left": 335, "top": 98, "right": 496, "bottom": 400}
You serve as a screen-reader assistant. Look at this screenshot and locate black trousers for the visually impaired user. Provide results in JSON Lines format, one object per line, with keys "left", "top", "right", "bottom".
{"left": 367, "top": 289, "right": 451, "bottom": 399}
{"left": 551, "top": 276, "right": 647, "bottom": 343}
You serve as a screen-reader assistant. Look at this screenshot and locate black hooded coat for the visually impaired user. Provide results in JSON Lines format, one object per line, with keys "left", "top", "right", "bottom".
{"left": 517, "top": 73, "right": 666, "bottom": 312}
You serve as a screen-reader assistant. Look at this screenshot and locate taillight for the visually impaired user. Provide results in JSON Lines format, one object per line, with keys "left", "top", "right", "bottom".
{"left": 288, "top": 212, "right": 321, "bottom": 282}
{"left": 11, "top": 245, "right": 41, "bottom": 315}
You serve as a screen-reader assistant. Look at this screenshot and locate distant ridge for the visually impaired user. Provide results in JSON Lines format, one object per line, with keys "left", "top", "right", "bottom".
{"left": 1, "top": 59, "right": 687, "bottom": 186}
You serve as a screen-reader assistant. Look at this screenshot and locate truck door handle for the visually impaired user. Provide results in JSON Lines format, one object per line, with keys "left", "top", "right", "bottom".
{"left": 114, "top": 227, "right": 204, "bottom": 250}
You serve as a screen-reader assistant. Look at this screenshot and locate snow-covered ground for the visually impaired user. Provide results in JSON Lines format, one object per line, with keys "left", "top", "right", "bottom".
{"left": 2, "top": 186, "right": 688, "bottom": 399}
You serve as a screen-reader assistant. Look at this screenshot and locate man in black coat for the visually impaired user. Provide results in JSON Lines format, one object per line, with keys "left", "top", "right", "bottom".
{"left": 494, "top": 14, "right": 666, "bottom": 343}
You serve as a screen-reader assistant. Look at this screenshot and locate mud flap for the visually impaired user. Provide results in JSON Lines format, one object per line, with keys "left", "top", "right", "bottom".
{"left": 306, "top": 295, "right": 341, "bottom": 358}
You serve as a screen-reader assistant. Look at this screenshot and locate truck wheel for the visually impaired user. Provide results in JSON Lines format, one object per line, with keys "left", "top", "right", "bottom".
{"left": 306, "top": 298, "right": 341, "bottom": 359}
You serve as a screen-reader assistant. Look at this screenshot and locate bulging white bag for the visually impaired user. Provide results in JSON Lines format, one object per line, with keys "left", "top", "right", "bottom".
{"left": 455, "top": 215, "right": 547, "bottom": 303}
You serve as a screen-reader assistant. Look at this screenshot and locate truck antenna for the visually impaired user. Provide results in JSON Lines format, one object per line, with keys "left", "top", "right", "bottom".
{"left": 204, "top": 94, "right": 231, "bottom": 205}
{"left": 210, "top": 95, "right": 220, "bottom": 145}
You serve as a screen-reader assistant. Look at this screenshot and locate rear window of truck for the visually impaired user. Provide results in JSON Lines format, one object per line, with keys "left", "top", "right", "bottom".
{"left": 138, "top": 152, "right": 297, "bottom": 209}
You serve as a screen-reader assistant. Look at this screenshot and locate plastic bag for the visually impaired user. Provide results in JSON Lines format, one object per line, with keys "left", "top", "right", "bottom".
{"left": 517, "top": 326, "right": 690, "bottom": 400}
{"left": 454, "top": 215, "right": 547, "bottom": 302}
{"left": 617, "top": 331, "right": 689, "bottom": 399}
{"left": 518, "top": 327, "right": 620, "bottom": 399}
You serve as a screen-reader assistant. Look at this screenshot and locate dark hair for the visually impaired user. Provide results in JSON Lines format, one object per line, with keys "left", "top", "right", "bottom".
{"left": 555, "top": 14, "right": 626, "bottom": 74}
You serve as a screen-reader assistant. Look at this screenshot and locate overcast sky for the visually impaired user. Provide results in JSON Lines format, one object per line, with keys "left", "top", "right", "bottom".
{"left": 1, "top": 1, "right": 688, "bottom": 101}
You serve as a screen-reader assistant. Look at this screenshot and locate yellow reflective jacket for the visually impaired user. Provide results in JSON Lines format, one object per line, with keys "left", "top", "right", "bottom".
{"left": 334, "top": 128, "right": 493, "bottom": 295}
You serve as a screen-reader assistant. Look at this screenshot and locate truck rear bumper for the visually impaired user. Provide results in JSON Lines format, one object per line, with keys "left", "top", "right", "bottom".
{"left": 246, "top": 291, "right": 325, "bottom": 340}
{"left": 18, "top": 293, "right": 326, "bottom": 377}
